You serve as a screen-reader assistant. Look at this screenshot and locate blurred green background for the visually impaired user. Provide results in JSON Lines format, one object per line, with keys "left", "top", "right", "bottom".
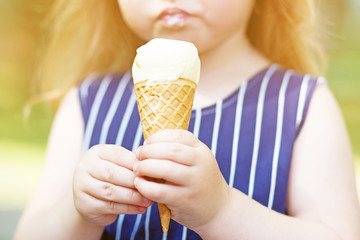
{"left": 0, "top": 0, "right": 360, "bottom": 239}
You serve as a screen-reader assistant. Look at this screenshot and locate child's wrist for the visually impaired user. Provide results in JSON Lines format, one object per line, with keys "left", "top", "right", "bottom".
{"left": 193, "top": 186, "right": 235, "bottom": 239}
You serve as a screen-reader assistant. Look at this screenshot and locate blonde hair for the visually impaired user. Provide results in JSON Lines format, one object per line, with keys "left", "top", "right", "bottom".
{"left": 35, "top": 0, "right": 326, "bottom": 105}
{"left": 247, "top": 0, "right": 325, "bottom": 76}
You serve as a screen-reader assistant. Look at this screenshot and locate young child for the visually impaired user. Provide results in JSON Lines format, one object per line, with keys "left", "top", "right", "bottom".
{"left": 15, "top": 0, "right": 360, "bottom": 239}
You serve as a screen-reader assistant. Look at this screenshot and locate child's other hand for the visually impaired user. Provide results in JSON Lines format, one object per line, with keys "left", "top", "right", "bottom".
{"left": 73, "top": 145, "right": 153, "bottom": 226}
{"left": 134, "top": 129, "right": 231, "bottom": 230}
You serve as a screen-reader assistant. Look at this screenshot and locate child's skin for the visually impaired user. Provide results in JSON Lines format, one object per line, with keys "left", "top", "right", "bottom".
{"left": 15, "top": 0, "right": 360, "bottom": 239}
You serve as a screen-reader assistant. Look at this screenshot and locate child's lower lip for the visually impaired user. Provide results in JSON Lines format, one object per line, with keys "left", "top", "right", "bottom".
{"left": 160, "top": 13, "right": 189, "bottom": 27}
{"left": 158, "top": 8, "right": 191, "bottom": 28}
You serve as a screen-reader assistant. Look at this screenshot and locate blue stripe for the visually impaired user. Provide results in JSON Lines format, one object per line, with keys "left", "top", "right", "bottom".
{"left": 197, "top": 109, "right": 215, "bottom": 149}
{"left": 272, "top": 73, "right": 303, "bottom": 212}
{"left": 79, "top": 74, "right": 101, "bottom": 124}
{"left": 299, "top": 76, "right": 318, "bottom": 133}
{"left": 235, "top": 70, "right": 266, "bottom": 194}
{"left": 121, "top": 110, "right": 141, "bottom": 150}
{"left": 83, "top": 76, "right": 112, "bottom": 151}
{"left": 229, "top": 81, "right": 247, "bottom": 187}
{"left": 82, "top": 76, "right": 102, "bottom": 123}
{"left": 268, "top": 70, "right": 292, "bottom": 209}
{"left": 253, "top": 69, "right": 284, "bottom": 206}
{"left": 106, "top": 80, "right": 133, "bottom": 144}
{"left": 248, "top": 65, "right": 277, "bottom": 199}
{"left": 90, "top": 77, "right": 119, "bottom": 147}
{"left": 115, "top": 91, "right": 136, "bottom": 145}
{"left": 215, "top": 92, "right": 237, "bottom": 179}
{"left": 100, "top": 73, "right": 131, "bottom": 144}
{"left": 188, "top": 113, "right": 195, "bottom": 133}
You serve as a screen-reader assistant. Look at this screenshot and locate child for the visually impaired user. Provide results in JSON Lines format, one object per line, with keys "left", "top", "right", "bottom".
{"left": 15, "top": 0, "right": 360, "bottom": 239}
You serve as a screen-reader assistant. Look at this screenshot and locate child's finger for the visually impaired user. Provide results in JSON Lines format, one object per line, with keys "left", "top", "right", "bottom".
{"left": 137, "top": 142, "right": 196, "bottom": 166}
{"left": 84, "top": 177, "right": 152, "bottom": 207}
{"left": 101, "top": 201, "right": 148, "bottom": 215}
{"left": 134, "top": 159, "right": 191, "bottom": 185}
{"left": 134, "top": 176, "right": 181, "bottom": 204}
{"left": 145, "top": 129, "right": 199, "bottom": 146}
{"left": 78, "top": 191, "right": 148, "bottom": 215}
{"left": 90, "top": 159, "right": 135, "bottom": 188}
{"left": 88, "top": 144, "right": 136, "bottom": 170}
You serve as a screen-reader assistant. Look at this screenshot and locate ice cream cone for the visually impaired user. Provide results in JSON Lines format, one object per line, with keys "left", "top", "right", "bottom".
{"left": 134, "top": 79, "right": 196, "bottom": 232}
{"left": 132, "top": 38, "right": 200, "bottom": 232}
{"left": 134, "top": 79, "right": 196, "bottom": 138}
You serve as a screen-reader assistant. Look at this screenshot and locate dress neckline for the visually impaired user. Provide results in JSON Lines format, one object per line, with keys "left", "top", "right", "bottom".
{"left": 191, "top": 64, "right": 276, "bottom": 116}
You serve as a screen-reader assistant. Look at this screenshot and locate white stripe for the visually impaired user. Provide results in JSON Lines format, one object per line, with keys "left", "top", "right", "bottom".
{"left": 79, "top": 73, "right": 99, "bottom": 100}
{"left": 296, "top": 74, "right": 310, "bottom": 128}
{"left": 248, "top": 65, "right": 277, "bottom": 198}
{"left": 181, "top": 109, "right": 202, "bottom": 240}
{"left": 181, "top": 227, "right": 188, "bottom": 240}
{"left": 115, "top": 214, "right": 125, "bottom": 240}
{"left": 229, "top": 81, "right": 247, "bottom": 187}
{"left": 193, "top": 108, "right": 202, "bottom": 138}
{"left": 115, "top": 92, "right": 137, "bottom": 145}
{"left": 132, "top": 122, "right": 143, "bottom": 152}
{"left": 130, "top": 214, "right": 143, "bottom": 240}
{"left": 145, "top": 206, "right": 152, "bottom": 240}
{"left": 117, "top": 122, "right": 144, "bottom": 239}
{"left": 211, "top": 100, "right": 223, "bottom": 156}
{"left": 267, "top": 70, "right": 292, "bottom": 209}
{"left": 128, "top": 124, "right": 146, "bottom": 239}
{"left": 99, "top": 73, "right": 131, "bottom": 144}
{"left": 82, "top": 75, "right": 112, "bottom": 152}
{"left": 162, "top": 231, "right": 168, "bottom": 240}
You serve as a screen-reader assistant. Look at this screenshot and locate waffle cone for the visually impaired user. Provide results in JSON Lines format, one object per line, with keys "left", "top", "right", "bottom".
{"left": 134, "top": 79, "right": 196, "bottom": 232}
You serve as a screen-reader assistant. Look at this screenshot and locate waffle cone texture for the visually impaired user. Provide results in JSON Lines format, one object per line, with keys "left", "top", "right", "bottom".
{"left": 134, "top": 79, "right": 196, "bottom": 232}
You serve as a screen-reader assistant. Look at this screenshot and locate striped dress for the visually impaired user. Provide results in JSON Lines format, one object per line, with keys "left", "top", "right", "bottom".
{"left": 78, "top": 65, "right": 324, "bottom": 240}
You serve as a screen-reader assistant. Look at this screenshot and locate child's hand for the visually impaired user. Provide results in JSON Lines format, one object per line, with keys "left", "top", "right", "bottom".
{"left": 134, "top": 129, "right": 231, "bottom": 230}
{"left": 73, "top": 144, "right": 153, "bottom": 226}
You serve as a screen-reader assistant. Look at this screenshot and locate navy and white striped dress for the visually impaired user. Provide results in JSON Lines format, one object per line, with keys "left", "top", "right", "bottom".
{"left": 78, "top": 65, "right": 324, "bottom": 240}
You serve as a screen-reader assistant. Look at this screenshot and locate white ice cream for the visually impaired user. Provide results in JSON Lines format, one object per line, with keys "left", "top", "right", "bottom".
{"left": 132, "top": 38, "right": 200, "bottom": 85}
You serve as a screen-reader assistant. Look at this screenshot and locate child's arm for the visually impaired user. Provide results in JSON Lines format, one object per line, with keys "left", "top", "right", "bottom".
{"left": 15, "top": 88, "right": 151, "bottom": 240}
{"left": 286, "top": 83, "right": 360, "bottom": 239}
{"left": 134, "top": 84, "right": 360, "bottom": 239}
{"left": 15, "top": 88, "right": 101, "bottom": 239}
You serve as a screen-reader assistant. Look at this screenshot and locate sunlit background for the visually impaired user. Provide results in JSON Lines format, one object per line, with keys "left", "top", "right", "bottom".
{"left": 0, "top": 0, "right": 359, "bottom": 239}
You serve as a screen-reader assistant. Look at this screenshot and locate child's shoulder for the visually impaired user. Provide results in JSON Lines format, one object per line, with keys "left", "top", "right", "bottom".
{"left": 249, "top": 64, "right": 326, "bottom": 94}
{"left": 272, "top": 65, "right": 326, "bottom": 86}
{"left": 267, "top": 65, "right": 327, "bottom": 106}
{"left": 252, "top": 64, "right": 327, "bottom": 105}
{"left": 262, "top": 65, "right": 328, "bottom": 134}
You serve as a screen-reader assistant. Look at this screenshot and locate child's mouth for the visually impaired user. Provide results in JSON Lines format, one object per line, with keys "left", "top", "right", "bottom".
{"left": 158, "top": 8, "right": 190, "bottom": 28}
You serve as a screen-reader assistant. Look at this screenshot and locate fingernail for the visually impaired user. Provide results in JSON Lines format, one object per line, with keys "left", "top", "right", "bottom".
{"left": 133, "top": 162, "right": 138, "bottom": 173}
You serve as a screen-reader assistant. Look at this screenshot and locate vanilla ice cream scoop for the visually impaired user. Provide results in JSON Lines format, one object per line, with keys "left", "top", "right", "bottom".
{"left": 132, "top": 38, "right": 200, "bottom": 84}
